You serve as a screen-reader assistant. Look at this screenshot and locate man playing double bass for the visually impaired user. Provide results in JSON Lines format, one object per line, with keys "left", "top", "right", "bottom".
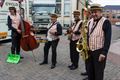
{"left": 39, "top": 13, "right": 62, "bottom": 69}
{"left": 7, "top": 7, "right": 37, "bottom": 60}
{"left": 7, "top": 7, "right": 23, "bottom": 59}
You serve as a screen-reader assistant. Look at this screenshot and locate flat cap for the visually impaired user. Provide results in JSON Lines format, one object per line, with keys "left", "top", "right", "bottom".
{"left": 50, "top": 13, "right": 58, "bottom": 18}
{"left": 73, "top": 10, "right": 80, "bottom": 15}
{"left": 90, "top": 3, "right": 102, "bottom": 11}
{"left": 9, "top": 7, "right": 16, "bottom": 10}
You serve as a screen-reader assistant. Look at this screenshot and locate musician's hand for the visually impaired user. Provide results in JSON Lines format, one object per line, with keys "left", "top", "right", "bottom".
{"left": 17, "top": 29, "right": 21, "bottom": 34}
{"left": 68, "top": 28, "right": 72, "bottom": 33}
{"left": 30, "top": 32, "right": 35, "bottom": 36}
{"left": 49, "top": 31, "right": 56, "bottom": 35}
{"left": 99, "top": 54, "right": 106, "bottom": 62}
{"left": 64, "top": 32, "right": 68, "bottom": 36}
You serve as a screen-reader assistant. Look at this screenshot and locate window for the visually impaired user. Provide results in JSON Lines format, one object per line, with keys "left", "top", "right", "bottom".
{"left": 64, "top": 0, "right": 70, "bottom": 16}
{"left": 112, "top": 10, "right": 117, "bottom": 13}
{"left": 112, "top": 14, "right": 116, "bottom": 18}
{"left": 117, "top": 16, "right": 120, "bottom": 19}
{"left": 56, "top": 0, "right": 61, "bottom": 2}
{"left": 33, "top": 5, "right": 56, "bottom": 14}
{"left": 64, "top": 3, "right": 70, "bottom": 16}
{"left": 64, "top": 0, "right": 70, "bottom": 2}
{"left": 56, "top": 4, "right": 61, "bottom": 14}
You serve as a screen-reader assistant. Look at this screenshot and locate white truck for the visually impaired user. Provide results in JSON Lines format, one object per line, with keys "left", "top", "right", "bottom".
{"left": 32, "top": 0, "right": 56, "bottom": 33}
{"left": 0, "top": 0, "right": 30, "bottom": 41}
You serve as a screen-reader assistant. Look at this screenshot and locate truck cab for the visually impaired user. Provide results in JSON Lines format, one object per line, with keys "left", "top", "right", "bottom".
{"left": 32, "top": 0, "right": 56, "bottom": 33}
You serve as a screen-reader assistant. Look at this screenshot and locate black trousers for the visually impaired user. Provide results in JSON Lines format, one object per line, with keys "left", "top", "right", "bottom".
{"left": 43, "top": 38, "right": 59, "bottom": 65}
{"left": 11, "top": 33, "right": 21, "bottom": 55}
{"left": 86, "top": 50, "right": 106, "bottom": 80}
{"left": 69, "top": 40, "right": 79, "bottom": 67}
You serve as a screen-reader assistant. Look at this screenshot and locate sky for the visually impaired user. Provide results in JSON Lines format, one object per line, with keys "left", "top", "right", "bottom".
{"left": 91, "top": 0, "right": 120, "bottom": 6}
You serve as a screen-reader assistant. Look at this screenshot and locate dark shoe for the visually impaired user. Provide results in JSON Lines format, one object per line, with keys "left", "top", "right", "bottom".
{"left": 68, "top": 64, "right": 73, "bottom": 68}
{"left": 69, "top": 66, "right": 78, "bottom": 70}
{"left": 51, "top": 64, "right": 56, "bottom": 69}
{"left": 20, "top": 56, "right": 24, "bottom": 59}
{"left": 83, "top": 77, "right": 88, "bottom": 80}
{"left": 39, "top": 62, "right": 48, "bottom": 65}
{"left": 81, "top": 72, "right": 87, "bottom": 76}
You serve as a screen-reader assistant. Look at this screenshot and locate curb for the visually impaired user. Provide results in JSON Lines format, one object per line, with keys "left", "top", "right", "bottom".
{"left": 107, "top": 52, "right": 120, "bottom": 66}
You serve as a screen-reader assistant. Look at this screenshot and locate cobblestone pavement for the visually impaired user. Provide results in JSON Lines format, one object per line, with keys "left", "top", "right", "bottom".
{"left": 0, "top": 36, "right": 120, "bottom": 80}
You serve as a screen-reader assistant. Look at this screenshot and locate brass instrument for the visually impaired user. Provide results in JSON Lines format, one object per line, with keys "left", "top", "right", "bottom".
{"left": 65, "top": 27, "right": 73, "bottom": 40}
{"left": 76, "top": 20, "right": 89, "bottom": 61}
{"left": 31, "top": 28, "right": 48, "bottom": 43}
{"left": 37, "top": 37, "right": 48, "bottom": 43}
{"left": 76, "top": 6, "right": 89, "bottom": 61}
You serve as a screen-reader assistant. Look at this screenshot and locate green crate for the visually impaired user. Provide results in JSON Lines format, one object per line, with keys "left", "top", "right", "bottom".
{"left": 6, "top": 53, "right": 20, "bottom": 64}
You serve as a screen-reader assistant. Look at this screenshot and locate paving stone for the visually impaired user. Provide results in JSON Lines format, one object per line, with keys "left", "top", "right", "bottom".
{"left": 0, "top": 36, "right": 119, "bottom": 80}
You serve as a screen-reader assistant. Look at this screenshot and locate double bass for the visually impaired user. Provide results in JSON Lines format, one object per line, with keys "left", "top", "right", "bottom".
{"left": 18, "top": 19, "right": 39, "bottom": 51}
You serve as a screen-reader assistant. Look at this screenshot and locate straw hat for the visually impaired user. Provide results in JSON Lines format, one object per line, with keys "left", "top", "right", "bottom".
{"left": 73, "top": 10, "right": 80, "bottom": 15}
{"left": 90, "top": 3, "right": 102, "bottom": 11}
{"left": 50, "top": 13, "right": 58, "bottom": 18}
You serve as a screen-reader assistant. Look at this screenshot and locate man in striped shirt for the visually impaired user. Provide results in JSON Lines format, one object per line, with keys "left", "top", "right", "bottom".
{"left": 86, "top": 4, "right": 112, "bottom": 80}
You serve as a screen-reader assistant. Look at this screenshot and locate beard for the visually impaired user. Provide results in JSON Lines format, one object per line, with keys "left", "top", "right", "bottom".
{"left": 93, "top": 15, "right": 102, "bottom": 21}
{"left": 93, "top": 15, "right": 98, "bottom": 21}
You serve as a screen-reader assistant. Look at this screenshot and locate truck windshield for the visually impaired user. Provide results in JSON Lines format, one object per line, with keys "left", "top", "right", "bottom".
{"left": 33, "top": 6, "right": 55, "bottom": 14}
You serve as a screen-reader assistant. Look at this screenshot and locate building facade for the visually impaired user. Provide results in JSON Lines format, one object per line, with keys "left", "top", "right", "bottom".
{"left": 103, "top": 5, "right": 120, "bottom": 24}
{"left": 56, "top": 0, "right": 84, "bottom": 27}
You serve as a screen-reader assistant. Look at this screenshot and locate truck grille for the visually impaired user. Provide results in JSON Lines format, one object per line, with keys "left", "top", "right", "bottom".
{"left": 38, "top": 19, "right": 49, "bottom": 22}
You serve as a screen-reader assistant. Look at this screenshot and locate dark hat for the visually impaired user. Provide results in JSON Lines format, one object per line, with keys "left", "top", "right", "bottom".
{"left": 50, "top": 13, "right": 58, "bottom": 18}
{"left": 90, "top": 4, "right": 102, "bottom": 11}
{"left": 73, "top": 10, "right": 80, "bottom": 15}
{"left": 9, "top": 7, "right": 16, "bottom": 10}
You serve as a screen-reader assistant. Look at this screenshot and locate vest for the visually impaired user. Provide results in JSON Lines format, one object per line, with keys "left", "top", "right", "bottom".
{"left": 47, "top": 22, "right": 59, "bottom": 41}
{"left": 9, "top": 13, "right": 21, "bottom": 30}
{"left": 88, "top": 17, "right": 106, "bottom": 51}
{"left": 71, "top": 20, "right": 82, "bottom": 41}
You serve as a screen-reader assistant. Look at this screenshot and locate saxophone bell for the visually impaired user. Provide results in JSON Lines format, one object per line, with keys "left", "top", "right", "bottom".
{"left": 76, "top": 38, "right": 83, "bottom": 53}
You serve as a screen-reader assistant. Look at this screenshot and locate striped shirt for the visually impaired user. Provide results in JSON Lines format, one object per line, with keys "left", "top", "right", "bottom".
{"left": 88, "top": 17, "right": 106, "bottom": 51}
{"left": 71, "top": 20, "right": 82, "bottom": 41}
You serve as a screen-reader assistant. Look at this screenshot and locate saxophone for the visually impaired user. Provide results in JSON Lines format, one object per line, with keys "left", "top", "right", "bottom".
{"left": 76, "top": 20, "right": 89, "bottom": 61}
{"left": 76, "top": 1, "right": 89, "bottom": 61}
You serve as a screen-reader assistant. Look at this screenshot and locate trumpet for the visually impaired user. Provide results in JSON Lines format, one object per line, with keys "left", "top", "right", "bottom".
{"left": 76, "top": 20, "right": 89, "bottom": 61}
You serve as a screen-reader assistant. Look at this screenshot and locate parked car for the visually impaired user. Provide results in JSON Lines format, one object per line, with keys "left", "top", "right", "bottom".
{"left": 115, "top": 22, "right": 120, "bottom": 26}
